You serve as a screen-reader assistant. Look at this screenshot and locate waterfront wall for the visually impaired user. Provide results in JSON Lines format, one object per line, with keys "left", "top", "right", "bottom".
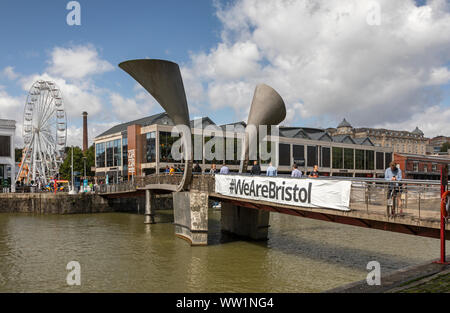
{"left": 0, "top": 193, "right": 174, "bottom": 215}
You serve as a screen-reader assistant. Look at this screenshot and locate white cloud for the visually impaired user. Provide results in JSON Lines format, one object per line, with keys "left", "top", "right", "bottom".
{"left": 2, "top": 66, "right": 19, "bottom": 80}
{"left": 47, "top": 45, "right": 114, "bottom": 80}
{"left": 110, "top": 92, "right": 158, "bottom": 122}
{"left": 184, "top": 0, "right": 450, "bottom": 135}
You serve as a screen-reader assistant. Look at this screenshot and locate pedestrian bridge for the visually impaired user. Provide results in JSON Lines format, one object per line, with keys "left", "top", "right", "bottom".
{"left": 98, "top": 173, "right": 448, "bottom": 245}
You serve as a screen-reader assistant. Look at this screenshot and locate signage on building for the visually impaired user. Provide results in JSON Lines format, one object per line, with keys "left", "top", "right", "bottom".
{"left": 215, "top": 175, "right": 352, "bottom": 211}
{"left": 128, "top": 149, "right": 136, "bottom": 174}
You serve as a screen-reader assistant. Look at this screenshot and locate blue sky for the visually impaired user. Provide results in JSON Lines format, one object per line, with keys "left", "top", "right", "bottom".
{"left": 0, "top": 0, "right": 450, "bottom": 147}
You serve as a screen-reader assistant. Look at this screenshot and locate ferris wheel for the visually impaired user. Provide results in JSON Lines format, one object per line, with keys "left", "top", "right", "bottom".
{"left": 16, "top": 80, "right": 67, "bottom": 185}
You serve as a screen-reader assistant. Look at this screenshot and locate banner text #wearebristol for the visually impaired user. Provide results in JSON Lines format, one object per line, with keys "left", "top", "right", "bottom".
{"left": 215, "top": 175, "right": 352, "bottom": 212}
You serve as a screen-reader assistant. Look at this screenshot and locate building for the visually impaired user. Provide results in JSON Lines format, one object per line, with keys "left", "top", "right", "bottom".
{"left": 0, "top": 119, "right": 16, "bottom": 192}
{"left": 426, "top": 136, "right": 450, "bottom": 155}
{"left": 394, "top": 153, "right": 450, "bottom": 180}
{"left": 94, "top": 112, "right": 394, "bottom": 182}
{"left": 327, "top": 119, "right": 428, "bottom": 155}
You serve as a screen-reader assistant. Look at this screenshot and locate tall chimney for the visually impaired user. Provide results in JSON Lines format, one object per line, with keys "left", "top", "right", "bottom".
{"left": 82, "top": 111, "right": 88, "bottom": 153}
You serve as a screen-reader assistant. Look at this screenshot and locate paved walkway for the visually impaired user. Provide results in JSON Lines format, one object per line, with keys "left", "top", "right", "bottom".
{"left": 325, "top": 256, "right": 450, "bottom": 293}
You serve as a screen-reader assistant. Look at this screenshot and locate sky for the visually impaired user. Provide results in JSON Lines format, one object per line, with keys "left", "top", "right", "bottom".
{"left": 0, "top": 0, "right": 449, "bottom": 148}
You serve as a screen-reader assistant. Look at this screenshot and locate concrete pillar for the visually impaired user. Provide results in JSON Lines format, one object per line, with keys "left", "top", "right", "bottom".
{"left": 173, "top": 191, "right": 208, "bottom": 246}
{"left": 221, "top": 202, "right": 270, "bottom": 240}
{"left": 144, "top": 189, "right": 156, "bottom": 224}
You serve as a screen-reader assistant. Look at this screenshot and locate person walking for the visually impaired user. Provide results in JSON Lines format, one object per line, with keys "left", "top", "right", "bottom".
{"left": 385, "top": 162, "right": 402, "bottom": 217}
{"left": 291, "top": 164, "right": 302, "bottom": 178}
{"left": 251, "top": 161, "right": 261, "bottom": 176}
{"left": 266, "top": 163, "right": 277, "bottom": 177}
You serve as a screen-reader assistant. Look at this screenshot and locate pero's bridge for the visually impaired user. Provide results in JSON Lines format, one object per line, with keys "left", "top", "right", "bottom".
{"left": 98, "top": 173, "right": 449, "bottom": 246}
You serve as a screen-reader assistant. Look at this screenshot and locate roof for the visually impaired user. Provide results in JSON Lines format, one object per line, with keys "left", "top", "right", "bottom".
{"left": 332, "top": 135, "right": 356, "bottom": 144}
{"left": 353, "top": 137, "right": 374, "bottom": 146}
{"left": 338, "top": 118, "right": 352, "bottom": 128}
{"left": 96, "top": 112, "right": 172, "bottom": 138}
{"left": 412, "top": 126, "right": 424, "bottom": 136}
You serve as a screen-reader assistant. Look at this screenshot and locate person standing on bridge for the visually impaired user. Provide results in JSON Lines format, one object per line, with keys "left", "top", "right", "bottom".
{"left": 251, "top": 161, "right": 261, "bottom": 176}
{"left": 193, "top": 162, "right": 202, "bottom": 174}
{"left": 385, "top": 161, "right": 402, "bottom": 217}
{"left": 309, "top": 165, "right": 320, "bottom": 178}
{"left": 220, "top": 165, "right": 230, "bottom": 175}
{"left": 291, "top": 164, "right": 302, "bottom": 178}
{"left": 266, "top": 163, "right": 277, "bottom": 177}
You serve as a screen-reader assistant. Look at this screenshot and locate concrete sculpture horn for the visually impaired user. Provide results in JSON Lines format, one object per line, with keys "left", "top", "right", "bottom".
{"left": 119, "top": 59, "right": 193, "bottom": 192}
{"left": 239, "top": 84, "right": 286, "bottom": 173}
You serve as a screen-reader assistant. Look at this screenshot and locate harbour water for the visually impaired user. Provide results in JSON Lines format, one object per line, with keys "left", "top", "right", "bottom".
{"left": 0, "top": 210, "right": 440, "bottom": 292}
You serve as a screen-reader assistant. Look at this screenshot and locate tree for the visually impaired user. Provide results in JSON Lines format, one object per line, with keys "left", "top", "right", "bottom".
{"left": 59, "top": 145, "right": 95, "bottom": 180}
{"left": 15, "top": 148, "right": 23, "bottom": 162}
{"left": 441, "top": 142, "right": 450, "bottom": 153}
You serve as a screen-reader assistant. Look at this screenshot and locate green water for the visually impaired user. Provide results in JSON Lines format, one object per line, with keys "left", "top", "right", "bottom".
{"left": 0, "top": 210, "right": 440, "bottom": 292}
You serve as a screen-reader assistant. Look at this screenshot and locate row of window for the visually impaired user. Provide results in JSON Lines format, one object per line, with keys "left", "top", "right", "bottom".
{"left": 97, "top": 132, "right": 393, "bottom": 171}
{"left": 96, "top": 139, "right": 123, "bottom": 168}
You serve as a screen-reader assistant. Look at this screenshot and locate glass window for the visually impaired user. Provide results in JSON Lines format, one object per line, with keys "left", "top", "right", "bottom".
{"left": 307, "top": 146, "right": 317, "bottom": 167}
{"left": 160, "top": 131, "right": 179, "bottom": 163}
{"left": 122, "top": 137, "right": 128, "bottom": 176}
{"left": 106, "top": 141, "right": 113, "bottom": 167}
{"left": 96, "top": 143, "right": 105, "bottom": 168}
{"left": 293, "top": 145, "right": 305, "bottom": 167}
{"left": 0, "top": 136, "right": 11, "bottom": 157}
{"left": 192, "top": 134, "right": 203, "bottom": 162}
{"left": 385, "top": 153, "right": 392, "bottom": 169}
{"left": 321, "top": 147, "right": 331, "bottom": 168}
{"left": 344, "top": 148, "right": 354, "bottom": 169}
{"left": 365, "top": 150, "right": 374, "bottom": 170}
{"left": 376, "top": 152, "right": 384, "bottom": 170}
{"left": 279, "top": 144, "right": 291, "bottom": 166}
{"left": 144, "top": 132, "right": 156, "bottom": 163}
{"left": 355, "top": 149, "right": 365, "bottom": 170}
{"left": 113, "top": 139, "right": 122, "bottom": 166}
{"left": 332, "top": 147, "right": 343, "bottom": 169}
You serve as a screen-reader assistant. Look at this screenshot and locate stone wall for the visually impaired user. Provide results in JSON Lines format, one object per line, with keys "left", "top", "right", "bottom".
{"left": 0, "top": 193, "right": 175, "bottom": 215}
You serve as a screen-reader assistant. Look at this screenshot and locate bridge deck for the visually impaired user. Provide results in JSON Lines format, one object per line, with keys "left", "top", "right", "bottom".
{"left": 98, "top": 174, "right": 448, "bottom": 239}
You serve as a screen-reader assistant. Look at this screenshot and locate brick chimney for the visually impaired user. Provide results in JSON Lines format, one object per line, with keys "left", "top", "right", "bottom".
{"left": 82, "top": 112, "right": 88, "bottom": 153}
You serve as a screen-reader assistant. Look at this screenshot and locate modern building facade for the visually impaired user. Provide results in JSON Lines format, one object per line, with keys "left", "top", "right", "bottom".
{"left": 0, "top": 119, "right": 16, "bottom": 192}
{"left": 394, "top": 153, "right": 450, "bottom": 180}
{"left": 94, "top": 113, "right": 394, "bottom": 182}
{"left": 327, "top": 119, "right": 428, "bottom": 155}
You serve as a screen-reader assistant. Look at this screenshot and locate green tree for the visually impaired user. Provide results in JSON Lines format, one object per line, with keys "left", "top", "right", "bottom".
{"left": 15, "top": 148, "right": 23, "bottom": 162}
{"left": 59, "top": 145, "right": 95, "bottom": 180}
{"left": 441, "top": 142, "right": 450, "bottom": 152}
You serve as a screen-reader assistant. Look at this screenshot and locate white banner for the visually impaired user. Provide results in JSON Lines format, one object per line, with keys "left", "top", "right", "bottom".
{"left": 215, "top": 175, "right": 352, "bottom": 212}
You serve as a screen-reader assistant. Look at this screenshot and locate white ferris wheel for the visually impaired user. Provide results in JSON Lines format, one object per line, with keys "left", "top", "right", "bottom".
{"left": 16, "top": 80, "right": 67, "bottom": 185}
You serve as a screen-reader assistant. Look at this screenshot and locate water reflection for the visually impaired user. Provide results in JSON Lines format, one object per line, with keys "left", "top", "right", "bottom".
{"left": 0, "top": 210, "right": 440, "bottom": 293}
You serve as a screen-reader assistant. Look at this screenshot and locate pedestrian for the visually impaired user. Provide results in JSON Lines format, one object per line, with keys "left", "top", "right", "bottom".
{"left": 209, "top": 163, "right": 218, "bottom": 174}
{"left": 385, "top": 161, "right": 402, "bottom": 217}
{"left": 164, "top": 165, "right": 170, "bottom": 174}
{"left": 220, "top": 165, "right": 230, "bottom": 174}
{"left": 193, "top": 162, "right": 202, "bottom": 174}
{"left": 291, "top": 164, "right": 302, "bottom": 178}
{"left": 169, "top": 165, "right": 175, "bottom": 176}
{"left": 266, "top": 163, "right": 277, "bottom": 177}
{"left": 251, "top": 161, "right": 261, "bottom": 176}
{"left": 309, "top": 165, "right": 320, "bottom": 178}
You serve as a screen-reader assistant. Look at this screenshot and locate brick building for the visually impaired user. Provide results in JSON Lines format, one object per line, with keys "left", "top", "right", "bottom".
{"left": 394, "top": 153, "right": 450, "bottom": 180}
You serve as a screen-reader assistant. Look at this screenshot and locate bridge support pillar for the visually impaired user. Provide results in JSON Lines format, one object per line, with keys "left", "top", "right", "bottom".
{"left": 221, "top": 203, "right": 270, "bottom": 240}
{"left": 173, "top": 191, "right": 208, "bottom": 246}
{"left": 144, "top": 190, "right": 156, "bottom": 224}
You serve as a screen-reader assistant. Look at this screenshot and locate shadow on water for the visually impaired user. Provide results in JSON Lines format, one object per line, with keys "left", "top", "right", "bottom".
{"left": 208, "top": 209, "right": 439, "bottom": 273}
